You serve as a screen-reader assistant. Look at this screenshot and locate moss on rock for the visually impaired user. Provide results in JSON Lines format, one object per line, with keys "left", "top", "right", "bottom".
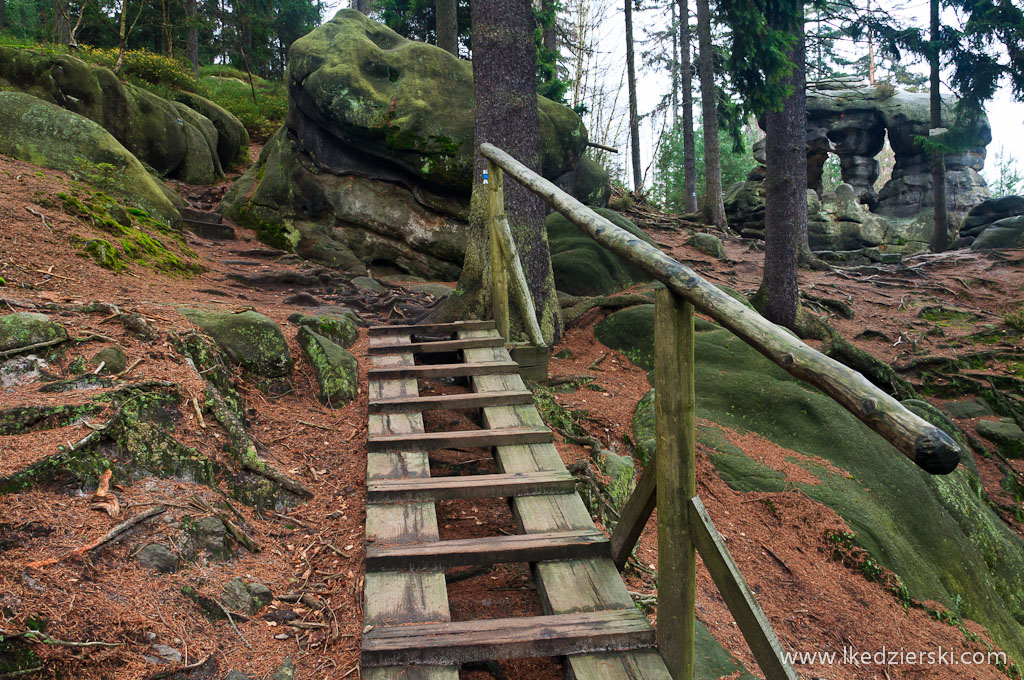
{"left": 617, "top": 305, "right": 1024, "bottom": 658}
{"left": 0, "top": 312, "right": 67, "bottom": 353}
{"left": 548, "top": 209, "right": 654, "bottom": 297}
{"left": 289, "top": 311, "right": 359, "bottom": 348}
{"left": 297, "top": 326, "right": 358, "bottom": 407}
{"left": 179, "top": 309, "right": 292, "bottom": 379}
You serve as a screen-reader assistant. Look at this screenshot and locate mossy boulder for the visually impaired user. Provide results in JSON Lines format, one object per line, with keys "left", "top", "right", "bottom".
{"left": 976, "top": 419, "right": 1024, "bottom": 458}
{"left": 0, "top": 92, "right": 180, "bottom": 223}
{"left": 90, "top": 346, "right": 127, "bottom": 374}
{"left": 971, "top": 215, "right": 1024, "bottom": 250}
{"left": 614, "top": 305, "right": 1024, "bottom": 660}
{"left": 172, "top": 91, "right": 249, "bottom": 167}
{"left": 220, "top": 11, "right": 608, "bottom": 277}
{"left": 548, "top": 209, "right": 654, "bottom": 296}
{"left": 594, "top": 304, "right": 656, "bottom": 371}
{"left": 288, "top": 9, "right": 587, "bottom": 192}
{"left": 179, "top": 309, "right": 292, "bottom": 379}
{"left": 297, "top": 326, "right": 358, "bottom": 407}
{"left": 289, "top": 311, "right": 359, "bottom": 348}
{"left": 686, "top": 233, "right": 726, "bottom": 259}
{"left": 0, "top": 46, "right": 243, "bottom": 182}
{"left": 0, "top": 312, "right": 67, "bottom": 353}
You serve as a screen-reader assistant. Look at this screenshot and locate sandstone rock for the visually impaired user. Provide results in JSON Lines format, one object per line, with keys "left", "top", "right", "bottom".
{"left": 221, "top": 10, "right": 609, "bottom": 277}
{"left": 290, "top": 311, "right": 359, "bottom": 348}
{"left": 0, "top": 46, "right": 245, "bottom": 182}
{"left": 547, "top": 208, "right": 654, "bottom": 296}
{"left": 351, "top": 276, "right": 385, "bottom": 294}
{"left": 971, "top": 215, "right": 1024, "bottom": 250}
{"left": 90, "top": 347, "right": 127, "bottom": 375}
{"left": 297, "top": 327, "right": 358, "bottom": 407}
{"left": 269, "top": 658, "right": 295, "bottom": 680}
{"left": 686, "top": 233, "right": 726, "bottom": 259}
{"left": 248, "top": 582, "right": 273, "bottom": 607}
{"left": 0, "top": 313, "right": 67, "bottom": 354}
{"left": 134, "top": 543, "right": 179, "bottom": 573}
{"left": 0, "top": 92, "right": 180, "bottom": 223}
{"left": 221, "top": 577, "right": 263, "bottom": 615}
{"left": 976, "top": 419, "right": 1024, "bottom": 458}
{"left": 179, "top": 309, "right": 292, "bottom": 379}
{"left": 961, "top": 195, "right": 1024, "bottom": 237}
{"left": 943, "top": 399, "right": 994, "bottom": 420}
{"left": 191, "top": 516, "right": 233, "bottom": 560}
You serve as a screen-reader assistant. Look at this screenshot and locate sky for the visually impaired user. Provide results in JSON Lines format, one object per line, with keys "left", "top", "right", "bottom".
{"left": 319, "top": 1, "right": 1024, "bottom": 190}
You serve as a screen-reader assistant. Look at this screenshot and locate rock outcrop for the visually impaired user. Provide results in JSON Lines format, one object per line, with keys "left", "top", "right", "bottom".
{"left": 726, "top": 79, "right": 992, "bottom": 252}
{"left": 0, "top": 92, "right": 182, "bottom": 223}
{"left": 959, "top": 195, "right": 1024, "bottom": 249}
{"left": 0, "top": 46, "right": 247, "bottom": 184}
{"left": 221, "top": 9, "right": 610, "bottom": 279}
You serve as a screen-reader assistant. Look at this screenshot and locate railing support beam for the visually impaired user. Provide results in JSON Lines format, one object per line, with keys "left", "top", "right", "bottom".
{"left": 655, "top": 288, "right": 695, "bottom": 680}
{"left": 487, "top": 161, "right": 511, "bottom": 342}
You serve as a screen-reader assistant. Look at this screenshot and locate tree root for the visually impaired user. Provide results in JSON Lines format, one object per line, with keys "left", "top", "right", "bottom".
{"left": 561, "top": 293, "right": 653, "bottom": 326}
{"left": 25, "top": 505, "right": 165, "bottom": 569}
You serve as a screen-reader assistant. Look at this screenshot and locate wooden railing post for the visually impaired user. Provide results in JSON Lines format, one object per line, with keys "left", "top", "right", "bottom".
{"left": 487, "top": 160, "right": 511, "bottom": 342}
{"left": 654, "top": 288, "right": 695, "bottom": 680}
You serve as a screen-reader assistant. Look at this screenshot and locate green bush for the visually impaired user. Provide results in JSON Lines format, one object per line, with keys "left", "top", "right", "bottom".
{"left": 77, "top": 45, "right": 197, "bottom": 92}
{"left": 198, "top": 70, "right": 287, "bottom": 142}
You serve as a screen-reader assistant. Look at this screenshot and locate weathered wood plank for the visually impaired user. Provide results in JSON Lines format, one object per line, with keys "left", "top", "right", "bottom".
{"left": 364, "top": 338, "right": 456, "bottom": 679}
{"left": 369, "top": 320, "right": 496, "bottom": 336}
{"left": 361, "top": 609, "right": 655, "bottom": 667}
{"left": 367, "top": 361, "right": 520, "bottom": 380}
{"left": 462, "top": 333, "right": 671, "bottom": 679}
{"left": 367, "top": 426, "right": 553, "bottom": 452}
{"left": 364, "top": 667, "right": 459, "bottom": 680}
{"left": 368, "top": 337, "right": 506, "bottom": 355}
{"left": 488, "top": 160, "right": 511, "bottom": 342}
{"left": 688, "top": 496, "right": 799, "bottom": 680}
{"left": 655, "top": 289, "right": 696, "bottom": 679}
{"left": 368, "top": 390, "right": 534, "bottom": 414}
{"left": 609, "top": 460, "right": 656, "bottom": 569}
{"left": 368, "top": 470, "right": 575, "bottom": 503}
{"left": 366, "top": 529, "right": 610, "bottom": 571}
{"left": 479, "top": 142, "right": 962, "bottom": 475}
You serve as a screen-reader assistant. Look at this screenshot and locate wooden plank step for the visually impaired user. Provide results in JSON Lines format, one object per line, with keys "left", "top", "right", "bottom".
{"left": 367, "top": 427, "right": 553, "bottom": 452}
{"left": 369, "top": 337, "right": 505, "bottom": 355}
{"left": 368, "top": 390, "right": 534, "bottom": 414}
{"left": 367, "top": 362, "right": 520, "bottom": 381}
{"left": 366, "top": 529, "right": 609, "bottom": 571}
{"left": 179, "top": 207, "right": 223, "bottom": 224}
{"left": 369, "top": 320, "right": 496, "bottom": 336}
{"left": 361, "top": 608, "right": 654, "bottom": 667}
{"left": 368, "top": 470, "right": 575, "bottom": 503}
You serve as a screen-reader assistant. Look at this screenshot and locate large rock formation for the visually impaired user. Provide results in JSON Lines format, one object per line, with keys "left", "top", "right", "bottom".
{"left": 0, "top": 92, "right": 181, "bottom": 223}
{"left": 726, "top": 79, "right": 991, "bottom": 252}
{"left": 0, "top": 47, "right": 247, "bottom": 184}
{"left": 221, "top": 9, "right": 610, "bottom": 279}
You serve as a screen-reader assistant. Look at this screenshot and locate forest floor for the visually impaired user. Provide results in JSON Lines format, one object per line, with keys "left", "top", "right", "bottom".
{"left": 0, "top": 152, "right": 1022, "bottom": 680}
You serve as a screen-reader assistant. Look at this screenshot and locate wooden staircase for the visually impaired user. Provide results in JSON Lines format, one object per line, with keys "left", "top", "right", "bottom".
{"left": 179, "top": 207, "right": 235, "bottom": 240}
{"left": 363, "top": 320, "right": 671, "bottom": 679}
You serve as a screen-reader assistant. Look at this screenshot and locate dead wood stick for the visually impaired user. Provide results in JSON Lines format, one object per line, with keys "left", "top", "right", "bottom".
{"left": 0, "top": 337, "right": 67, "bottom": 358}
{"left": 25, "top": 207, "right": 53, "bottom": 232}
{"left": 0, "top": 628, "right": 122, "bottom": 648}
{"left": 25, "top": 505, "right": 165, "bottom": 568}
{"left": 215, "top": 601, "right": 252, "bottom": 650}
{"left": 297, "top": 419, "right": 332, "bottom": 431}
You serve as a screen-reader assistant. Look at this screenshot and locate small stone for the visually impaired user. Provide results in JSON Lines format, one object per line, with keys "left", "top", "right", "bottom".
{"left": 192, "top": 516, "right": 232, "bottom": 559}
{"left": 976, "top": 419, "right": 1024, "bottom": 458}
{"left": 284, "top": 292, "right": 320, "bottom": 307}
{"left": 274, "top": 633, "right": 290, "bottom": 640}
{"left": 943, "top": 399, "right": 994, "bottom": 420}
{"left": 90, "top": 346, "right": 127, "bottom": 374}
{"left": 149, "top": 644, "right": 181, "bottom": 664}
{"left": 134, "top": 543, "right": 179, "bottom": 573}
{"left": 554, "top": 348, "right": 573, "bottom": 359}
{"left": 269, "top": 658, "right": 296, "bottom": 680}
{"left": 351, "top": 276, "right": 385, "bottom": 293}
{"left": 220, "top": 577, "right": 258, "bottom": 615}
{"left": 225, "top": 672, "right": 250, "bottom": 680}
{"left": 144, "top": 631, "right": 157, "bottom": 641}
{"left": 247, "top": 582, "right": 273, "bottom": 607}
{"left": 686, "top": 233, "right": 726, "bottom": 259}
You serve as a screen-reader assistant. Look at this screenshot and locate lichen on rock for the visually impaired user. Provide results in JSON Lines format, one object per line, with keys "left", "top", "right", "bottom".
{"left": 297, "top": 326, "right": 358, "bottom": 407}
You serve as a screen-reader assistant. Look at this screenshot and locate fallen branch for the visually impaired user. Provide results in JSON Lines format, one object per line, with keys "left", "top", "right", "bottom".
{"left": 0, "top": 337, "right": 67, "bottom": 359}
{"left": 25, "top": 505, "right": 165, "bottom": 568}
{"left": 25, "top": 207, "right": 53, "bottom": 233}
{"left": 216, "top": 601, "right": 252, "bottom": 650}
{"left": 0, "top": 629, "right": 123, "bottom": 649}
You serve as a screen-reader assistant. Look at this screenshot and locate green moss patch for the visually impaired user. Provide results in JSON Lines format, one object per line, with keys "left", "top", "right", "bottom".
{"left": 296, "top": 327, "right": 357, "bottom": 407}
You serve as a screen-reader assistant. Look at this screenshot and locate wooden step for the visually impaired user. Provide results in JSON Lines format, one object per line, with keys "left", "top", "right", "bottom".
{"left": 361, "top": 608, "right": 655, "bottom": 666}
{"left": 367, "top": 362, "right": 520, "bottom": 381}
{"left": 367, "top": 427, "right": 553, "bottom": 452}
{"left": 366, "top": 529, "right": 609, "bottom": 571}
{"left": 368, "top": 470, "right": 575, "bottom": 503}
{"left": 368, "top": 337, "right": 505, "bottom": 355}
{"left": 182, "top": 219, "right": 235, "bottom": 240}
{"left": 368, "top": 390, "right": 534, "bottom": 414}
{"left": 369, "top": 320, "right": 496, "bottom": 336}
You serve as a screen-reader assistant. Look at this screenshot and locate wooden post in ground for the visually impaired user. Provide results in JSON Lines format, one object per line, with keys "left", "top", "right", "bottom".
{"left": 487, "top": 160, "right": 510, "bottom": 342}
{"left": 654, "top": 288, "right": 695, "bottom": 679}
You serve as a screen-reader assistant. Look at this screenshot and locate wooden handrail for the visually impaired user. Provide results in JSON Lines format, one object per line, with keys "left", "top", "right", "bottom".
{"left": 479, "top": 142, "right": 962, "bottom": 475}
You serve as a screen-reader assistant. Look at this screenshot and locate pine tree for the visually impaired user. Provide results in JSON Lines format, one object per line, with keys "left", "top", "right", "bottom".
{"left": 695, "top": 0, "right": 724, "bottom": 226}
{"left": 625, "top": 0, "right": 643, "bottom": 191}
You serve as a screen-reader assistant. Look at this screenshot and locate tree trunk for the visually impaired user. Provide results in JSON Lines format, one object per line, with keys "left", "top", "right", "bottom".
{"left": 625, "top": 0, "right": 642, "bottom": 192}
{"left": 792, "top": 12, "right": 826, "bottom": 270}
{"left": 441, "top": 0, "right": 562, "bottom": 344}
{"left": 161, "top": 0, "right": 172, "bottom": 57}
{"left": 679, "top": 0, "right": 697, "bottom": 213}
{"left": 929, "top": 0, "right": 949, "bottom": 253}
{"left": 542, "top": 0, "right": 557, "bottom": 52}
{"left": 114, "top": 0, "right": 129, "bottom": 72}
{"left": 436, "top": 0, "right": 458, "bottom": 55}
{"left": 54, "top": 0, "right": 71, "bottom": 44}
{"left": 186, "top": 0, "right": 199, "bottom": 78}
{"left": 353, "top": 0, "right": 370, "bottom": 14}
{"left": 696, "top": 0, "right": 725, "bottom": 227}
{"left": 760, "top": 11, "right": 805, "bottom": 328}
{"left": 0, "top": 0, "right": 6, "bottom": 32}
